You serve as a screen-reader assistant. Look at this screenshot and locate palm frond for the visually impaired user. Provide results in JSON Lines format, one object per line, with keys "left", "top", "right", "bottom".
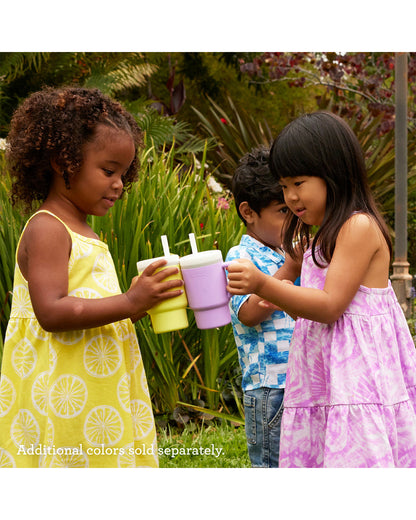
{"left": 137, "top": 110, "right": 178, "bottom": 148}
{"left": 0, "top": 52, "right": 50, "bottom": 83}
{"left": 83, "top": 53, "right": 157, "bottom": 96}
{"left": 108, "top": 62, "right": 157, "bottom": 93}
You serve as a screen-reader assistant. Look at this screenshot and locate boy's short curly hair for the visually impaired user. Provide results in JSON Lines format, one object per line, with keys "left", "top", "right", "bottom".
{"left": 6, "top": 86, "right": 143, "bottom": 211}
{"left": 231, "top": 145, "right": 285, "bottom": 225}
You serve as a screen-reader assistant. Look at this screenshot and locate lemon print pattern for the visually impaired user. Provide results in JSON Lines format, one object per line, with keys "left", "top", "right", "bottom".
{"left": 11, "top": 338, "right": 37, "bottom": 379}
{"left": 84, "top": 335, "right": 122, "bottom": 378}
{"left": 49, "top": 375, "right": 88, "bottom": 418}
{"left": 49, "top": 448, "right": 89, "bottom": 468}
{"left": 117, "top": 374, "right": 131, "bottom": 413}
{"left": 117, "top": 442, "right": 136, "bottom": 468}
{"left": 11, "top": 285, "right": 34, "bottom": 318}
{"left": 0, "top": 376, "right": 16, "bottom": 418}
{"left": 0, "top": 211, "right": 158, "bottom": 467}
{"left": 11, "top": 409, "right": 40, "bottom": 449}
{"left": 31, "top": 371, "right": 50, "bottom": 416}
{"left": 131, "top": 400, "right": 154, "bottom": 440}
{"left": 92, "top": 253, "right": 120, "bottom": 293}
{"left": 0, "top": 448, "right": 16, "bottom": 468}
{"left": 84, "top": 405, "right": 124, "bottom": 446}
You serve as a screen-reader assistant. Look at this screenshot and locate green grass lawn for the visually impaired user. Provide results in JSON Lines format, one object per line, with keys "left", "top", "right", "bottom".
{"left": 157, "top": 421, "right": 251, "bottom": 468}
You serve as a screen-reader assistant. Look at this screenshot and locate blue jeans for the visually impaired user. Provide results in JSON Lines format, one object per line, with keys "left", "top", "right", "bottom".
{"left": 243, "top": 387, "right": 284, "bottom": 468}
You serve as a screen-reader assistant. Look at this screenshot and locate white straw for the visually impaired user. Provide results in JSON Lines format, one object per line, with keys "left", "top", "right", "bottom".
{"left": 161, "top": 235, "right": 170, "bottom": 257}
{"left": 189, "top": 233, "right": 198, "bottom": 254}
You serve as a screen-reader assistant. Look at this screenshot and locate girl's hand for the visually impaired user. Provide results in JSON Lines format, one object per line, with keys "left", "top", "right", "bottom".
{"left": 126, "top": 259, "right": 184, "bottom": 316}
{"left": 258, "top": 280, "right": 294, "bottom": 311}
{"left": 258, "top": 300, "right": 281, "bottom": 311}
{"left": 226, "top": 259, "right": 266, "bottom": 295}
{"left": 127, "top": 276, "right": 149, "bottom": 322}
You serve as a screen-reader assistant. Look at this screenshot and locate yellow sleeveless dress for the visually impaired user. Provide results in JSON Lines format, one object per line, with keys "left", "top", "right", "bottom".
{"left": 0, "top": 210, "right": 158, "bottom": 468}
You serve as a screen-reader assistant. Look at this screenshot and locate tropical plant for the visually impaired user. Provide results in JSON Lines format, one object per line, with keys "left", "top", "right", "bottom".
{"left": 0, "top": 150, "right": 25, "bottom": 354}
{"left": 0, "top": 52, "right": 51, "bottom": 83}
{"left": 192, "top": 96, "right": 274, "bottom": 188}
{"left": 0, "top": 52, "right": 83, "bottom": 134}
{"left": 81, "top": 53, "right": 157, "bottom": 97}
{"left": 126, "top": 102, "right": 216, "bottom": 161}
{"left": 342, "top": 110, "right": 416, "bottom": 214}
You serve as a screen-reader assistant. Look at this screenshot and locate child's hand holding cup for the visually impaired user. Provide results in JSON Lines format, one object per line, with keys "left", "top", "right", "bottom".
{"left": 136, "top": 253, "right": 189, "bottom": 334}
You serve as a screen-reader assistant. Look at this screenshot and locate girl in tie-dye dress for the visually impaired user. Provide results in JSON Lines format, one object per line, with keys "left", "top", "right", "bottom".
{"left": 0, "top": 87, "right": 183, "bottom": 467}
{"left": 227, "top": 112, "right": 416, "bottom": 467}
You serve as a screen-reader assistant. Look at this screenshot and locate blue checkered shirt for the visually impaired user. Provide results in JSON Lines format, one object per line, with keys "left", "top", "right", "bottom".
{"left": 225, "top": 235, "right": 295, "bottom": 391}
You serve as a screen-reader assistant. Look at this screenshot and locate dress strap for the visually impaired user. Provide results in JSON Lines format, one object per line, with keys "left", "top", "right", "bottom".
{"left": 27, "top": 210, "right": 73, "bottom": 235}
{"left": 15, "top": 210, "right": 73, "bottom": 262}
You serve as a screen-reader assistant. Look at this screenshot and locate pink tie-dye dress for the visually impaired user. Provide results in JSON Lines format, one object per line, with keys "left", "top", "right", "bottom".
{"left": 279, "top": 247, "right": 416, "bottom": 467}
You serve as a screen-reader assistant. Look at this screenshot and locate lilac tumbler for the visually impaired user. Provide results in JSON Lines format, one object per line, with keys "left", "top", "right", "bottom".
{"left": 179, "top": 250, "right": 231, "bottom": 329}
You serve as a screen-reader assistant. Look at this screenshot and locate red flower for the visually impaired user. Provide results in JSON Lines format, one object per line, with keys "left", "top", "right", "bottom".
{"left": 220, "top": 118, "right": 228, "bottom": 124}
{"left": 200, "top": 223, "right": 204, "bottom": 229}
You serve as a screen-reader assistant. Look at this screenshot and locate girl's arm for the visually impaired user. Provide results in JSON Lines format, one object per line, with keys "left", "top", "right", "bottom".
{"left": 236, "top": 251, "right": 301, "bottom": 327}
{"left": 22, "top": 216, "right": 183, "bottom": 332}
{"left": 227, "top": 214, "right": 387, "bottom": 324}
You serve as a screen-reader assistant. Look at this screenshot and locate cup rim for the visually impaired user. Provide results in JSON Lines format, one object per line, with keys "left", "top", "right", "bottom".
{"left": 137, "top": 254, "right": 180, "bottom": 271}
{"left": 179, "top": 250, "right": 223, "bottom": 269}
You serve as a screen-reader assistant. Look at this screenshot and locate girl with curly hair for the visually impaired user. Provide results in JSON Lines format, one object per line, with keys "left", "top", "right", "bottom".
{"left": 0, "top": 87, "right": 183, "bottom": 468}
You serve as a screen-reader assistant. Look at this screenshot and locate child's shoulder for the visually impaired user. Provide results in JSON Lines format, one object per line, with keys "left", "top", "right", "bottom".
{"left": 17, "top": 211, "right": 72, "bottom": 277}
{"left": 346, "top": 211, "right": 374, "bottom": 225}
{"left": 226, "top": 235, "right": 263, "bottom": 260}
{"left": 26, "top": 210, "right": 68, "bottom": 231}
{"left": 226, "top": 244, "right": 251, "bottom": 261}
{"left": 22, "top": 210, "right": 71, "bottom": 247}
{"left": 340, "top": 212, "right": 378, "bottom": 239}
{"left": 336, "top": 212, "right": 385, "bottom": 256}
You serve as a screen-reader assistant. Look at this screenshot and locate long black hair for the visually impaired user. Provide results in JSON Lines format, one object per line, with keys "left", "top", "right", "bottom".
{"left": 269, "top": 111, "right": 392, "bottom": 267}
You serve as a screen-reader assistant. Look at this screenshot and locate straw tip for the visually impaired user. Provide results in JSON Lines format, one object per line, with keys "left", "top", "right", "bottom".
{"left": 189, "top": 232, "right": 198, "bottom": 254}
{"left": 161, "top": 235, "right": 170, "bottom": 256}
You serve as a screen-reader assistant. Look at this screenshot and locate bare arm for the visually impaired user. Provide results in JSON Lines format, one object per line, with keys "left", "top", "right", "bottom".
{"left": 227, "top": 215, "right": 387, "bottom": 325}
{"left": 22, "top": 216, "right": 183, "bottom": 332}
{"left": 237, "top": 251, "right": 301, "bottom": 327}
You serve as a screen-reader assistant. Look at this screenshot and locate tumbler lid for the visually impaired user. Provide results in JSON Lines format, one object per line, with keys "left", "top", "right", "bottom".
{"left": 137, "top": 254, "right": 179, "bottom": 272}
{"left": 179, "top": 250, "right": 223, "bottom": 269}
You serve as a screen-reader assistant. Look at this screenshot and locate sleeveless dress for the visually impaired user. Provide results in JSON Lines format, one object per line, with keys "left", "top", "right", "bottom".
{"left": 279, "top": 246, "right": 416, "bottom": 467}
{"left": 0, "top": 211, "right": 158, "bottom": 468}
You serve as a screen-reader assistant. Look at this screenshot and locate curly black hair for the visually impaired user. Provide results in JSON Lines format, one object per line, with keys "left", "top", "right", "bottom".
{"left": 231, "top": 145, "right": 285, "bottom": 225}
{"left": 5, "top": 86, "right": 143, "bottom": 212}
